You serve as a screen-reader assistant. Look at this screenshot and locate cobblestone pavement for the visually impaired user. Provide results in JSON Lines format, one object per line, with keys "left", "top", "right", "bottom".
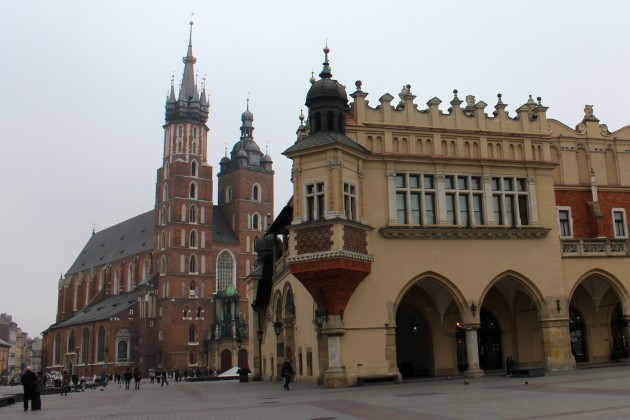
{"left": 4, "top": 365, "right": 630, "bottom": 419}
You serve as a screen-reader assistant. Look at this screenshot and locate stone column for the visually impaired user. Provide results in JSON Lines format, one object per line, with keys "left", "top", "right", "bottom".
{"left": 464, "top": 324, "right": 484, "bottom": 378}
{"left": 540, "top": 318, "right": 574, "bottom": 372}
{"left": 322, "top": 316, "right": 347, "bottom": 388}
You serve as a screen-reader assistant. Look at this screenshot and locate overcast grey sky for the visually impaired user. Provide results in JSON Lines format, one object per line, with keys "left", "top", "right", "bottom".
{"left": 1, "top": 0, "right": 629, "bottom": 337}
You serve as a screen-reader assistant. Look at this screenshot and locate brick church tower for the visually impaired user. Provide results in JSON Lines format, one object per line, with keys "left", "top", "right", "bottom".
{"left": 44, "top": 21, "right": 274, "bottom": 377}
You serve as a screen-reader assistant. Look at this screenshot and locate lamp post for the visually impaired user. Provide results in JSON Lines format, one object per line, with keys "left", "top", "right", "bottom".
{"left": 273, "top": 319, "right": 283, "bottom": 337}
{"left": 256, "top": 329, "right": 263, "bottom": 381}
{"left": 315, "top": 307, "right": 328, "bottom": 329}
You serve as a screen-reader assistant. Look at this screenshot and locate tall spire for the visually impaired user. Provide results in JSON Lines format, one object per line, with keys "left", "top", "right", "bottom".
{"left": 178, "top": 19, "right": 199, "bottom": 102}
{"left": 165, "top": 20, "right": 208, "bottom": 124}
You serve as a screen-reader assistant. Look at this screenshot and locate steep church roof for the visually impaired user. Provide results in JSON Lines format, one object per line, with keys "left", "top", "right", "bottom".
{"left": 49, "top": 283, "right": 149, "bottom": 329}
{"left": 67, "top": 211, "right": 154, "bottom": 276}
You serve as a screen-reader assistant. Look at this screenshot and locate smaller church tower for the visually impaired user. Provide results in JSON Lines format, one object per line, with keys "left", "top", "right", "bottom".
{"left": 217, "top": 100, "right": 274, "bottom": 317}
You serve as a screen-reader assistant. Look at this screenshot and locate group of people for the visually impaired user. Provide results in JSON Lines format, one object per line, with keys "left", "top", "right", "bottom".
{"left": 20, "top": 366, "right": 45, "bottom": 411}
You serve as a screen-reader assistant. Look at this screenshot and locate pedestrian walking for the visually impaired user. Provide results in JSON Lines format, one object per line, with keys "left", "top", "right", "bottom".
{"left": 161, "top": 369, "right": 169, "bottom": 386}
{"left": 281, "top": 359, "right": 294, "bottom": 391}
{"left": 61, "top": 370, "right": 71, "bottom": 396}
{"left": 133, "top": 367, "right": 142, "bottom": 389}
{"left": 124, "top": 368, "right": 132, "bottom": 390}
{"left": 20, "top": 366, "right": 38, "bottom": 411}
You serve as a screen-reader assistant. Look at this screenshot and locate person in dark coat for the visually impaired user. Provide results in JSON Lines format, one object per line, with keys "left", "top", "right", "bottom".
{"left": 161, "top": 369, "right": 169, "bottom": 386}
{"left": 133, "top": 367, "right": 142, "bottom": 389}
{"left": 32, "top": 371, "right": 44, "bottom": 410}
{"left": 21, "top": 366, "right": 38, "bottom": 411}
{"left": 123, "top": 367, "right": 132, "bottom": 390}
{"left": 281, "top": 359, "right": 294, "bottom": 391}
{"left": 61, "top": 370, "right": 70, "bottom": 395}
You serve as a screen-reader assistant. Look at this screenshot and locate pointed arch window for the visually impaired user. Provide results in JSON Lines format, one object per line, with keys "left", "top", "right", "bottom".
{"left": 191, "top": 161, "right": 198, "bottom": 177}
{"left": 97, "top": 326, "right": 105, "bottom": 362}
{"left": 142, "top": 260, "right": 148, "bottom": 281}
{"left": 189, "top": 281, "right": 197, "bottom": 297}
{"left": 183, "top": 306, "right": 190, "bottom": 318}
{"left": 190, "top": 182, "right": 197, "bottom": 199}
{"left": 217, "top": 251, "right": 234, "bottom": 291}
{"left": 181, "top": 280, "right": 186, "bottom": 297}
{"left": 252, "top": 184, "right": 261, "bottom": 201}
{"left": 54, "top": 333, "right": 61, "bottom": 365}
{"left": 189, "top": 254, "right": 197, "bottom": 274}
{"left": 252, "top": 213, "right": 261, "bottom": 231}
{"left": 188, "top": 325, "right": 196, "bottom": 343}
{"left": 127, "top": 265, "right": 133, "bottom": 291}
{"left": 160, "top": 256, "right": 166, "bottom": 275}
{"left": 226, "top": 186, "right": 233, "bottom": 203}
{"left": 189, "top": 205, "right": 197, "bottom": 223}
{"left": 177, "top": 126, "right": 183, "bottom": 153}
{"left": 81, "top": 328, "right": 89, "bottom": 364}
{"left": 163, "top": 184, "right": 168, "bottom": 201}
{"left": 68, "top": 330, "right": 75, "bottom": 353}
{"left": 189, "top": 230, "right": 197, "bottom": 248}
{"left": 114, "top": 271, "right": 120, "bottom": 295}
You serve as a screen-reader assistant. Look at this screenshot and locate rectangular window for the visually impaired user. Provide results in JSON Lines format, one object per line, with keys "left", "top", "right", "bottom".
{"left": 446, "top": 194, "right": 456, "bottom": 225}
{"left": 396, "top": 192, "right": 407, "bottom": 224}
{"left": 613, "top": 209, "right": 627, "bottom": 238}
{"left": 393, "top": 173, "right": 530, "bottom": 227}
{"left": 558, "top": 208, "right": 572, "bottom": 237}
{"left": 343, "top": 182, "right": 357, "bottom": 221}
{"left": 305, "top": 182, "right": 325, "bottom": 221}
{"left": 395, "top": 173, "right": 436, "bottom": 226}
{"left": 425, "top": 194, "right": 436, "bottom": 224}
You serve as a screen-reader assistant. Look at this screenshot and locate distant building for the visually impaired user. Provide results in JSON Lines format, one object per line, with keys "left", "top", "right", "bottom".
{"left": 0, "top": 314, "right": 30, "bottom": 381}
{"left": 43, "top": 23, "right": 274, "bottom": 377}
{"left": 247, "top": 47, "right": 630, "bottom": 387}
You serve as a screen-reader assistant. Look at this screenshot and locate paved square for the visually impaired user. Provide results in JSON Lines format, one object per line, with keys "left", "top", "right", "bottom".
{"left": 4, "top": 366, "right": 630, "bottom": 419}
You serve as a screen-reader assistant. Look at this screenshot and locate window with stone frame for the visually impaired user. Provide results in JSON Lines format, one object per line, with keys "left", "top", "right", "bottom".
{"left": 117, "top": 340, "right": 128, "bottom": 361}
{"left": 305, "top": 182, "right": 325, "bottom": 221}
{"left": 558, "top": 207, "right": 573, "bottom": 238}
{"left": 613, "top": 208, "right": 628, "bottom": 238}
{"left": 188, "top": 326, "right": 196, "bottom": 343}
{"left": 189, "top": 205, "right": 197, "bottom": 223}
{"left": 217, "top": 251, "right": 234, "bottom": 291}
{"left": 444, "top": 175, "right": 484, "bottom": 227}
{"left": 343, "top": 182, "right": 357, "bottom": 221}
{"left": 253, "top": 184, "right": 261, "bottom": 201}
{"left": 395, "top": 173, "right": 436, "bottom": 225}
{"left": 393, "top": 172, "right": 532, "bottom": 227}
{"left": 492, "top": 177, "right": 529, "bottom": 226}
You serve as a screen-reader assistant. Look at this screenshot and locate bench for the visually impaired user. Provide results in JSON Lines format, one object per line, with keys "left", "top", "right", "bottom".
{"left": 510, "top": 367, "right": 545, "bottom": 378}
{"left": 0, "top": 395, "right": 16, "bottom": 407}
{"left": 357, "top": 375, "right": 399, "bottom": 386}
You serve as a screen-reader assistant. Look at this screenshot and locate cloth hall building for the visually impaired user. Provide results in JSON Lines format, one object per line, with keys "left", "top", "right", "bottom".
{"left": 247, "top": 47, "right": 630, "bottom": 387}
{"left": 43, "top": 27, "right": 274, "bottom": 377}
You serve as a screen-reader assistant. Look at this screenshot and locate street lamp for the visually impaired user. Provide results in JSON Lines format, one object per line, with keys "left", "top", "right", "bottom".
{"left": 273, "top": 318, "right": 283, "bottom": 337}
{"left": 315, "top": 307, "right": 328, "bottom": 329}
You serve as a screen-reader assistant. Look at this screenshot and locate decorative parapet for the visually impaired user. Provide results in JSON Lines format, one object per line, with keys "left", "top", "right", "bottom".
{"left": 379, "top": 226, "right": 551, "bottom": 240}
{"left": 287, "top": 250, "right": 374, "bottom": 265}
{"left": 561, "top": 239, "right": 629, "bottom": 257}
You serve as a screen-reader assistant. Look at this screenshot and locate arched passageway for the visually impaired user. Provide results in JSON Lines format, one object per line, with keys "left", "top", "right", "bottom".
{"left": 570, "top": 273, "right": 628, "bottom": 364}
